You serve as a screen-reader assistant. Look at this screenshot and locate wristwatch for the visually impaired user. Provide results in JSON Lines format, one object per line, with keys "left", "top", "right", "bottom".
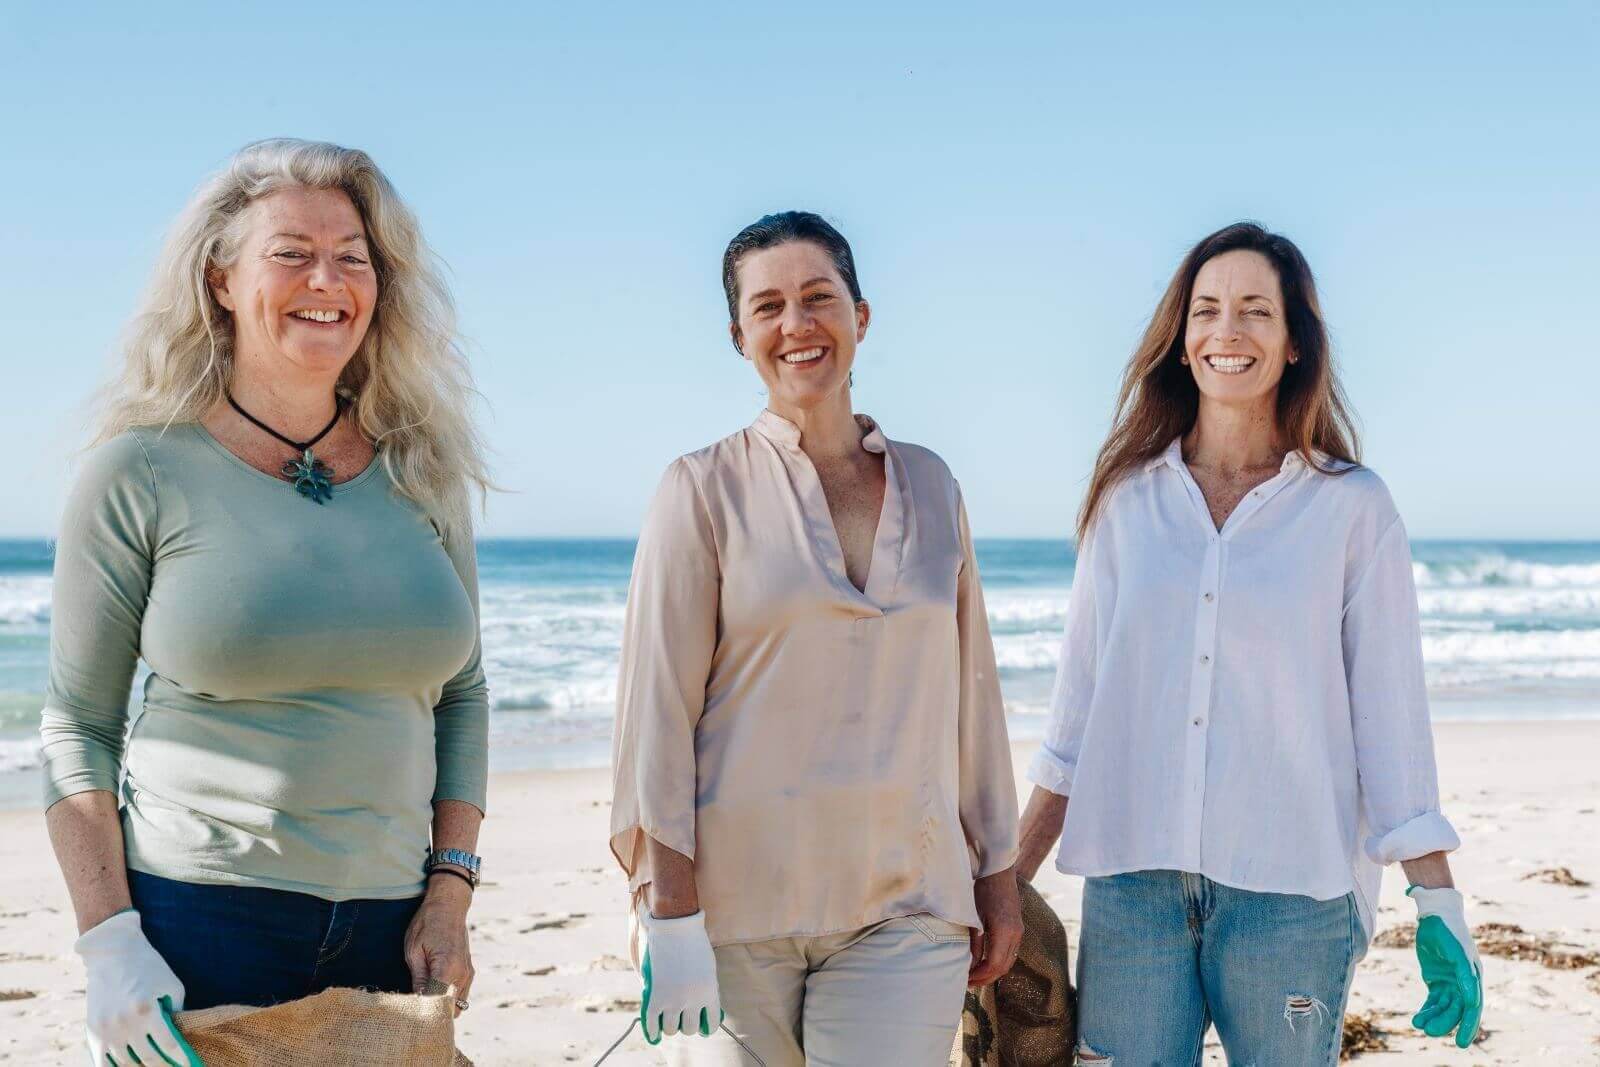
{"left": 425, "top": 848, "right": 483, "bottom": 888}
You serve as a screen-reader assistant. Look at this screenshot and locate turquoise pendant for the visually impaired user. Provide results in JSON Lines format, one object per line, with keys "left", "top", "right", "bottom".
{"left": 282, "top": 448, "right": 335, "bottom": 504}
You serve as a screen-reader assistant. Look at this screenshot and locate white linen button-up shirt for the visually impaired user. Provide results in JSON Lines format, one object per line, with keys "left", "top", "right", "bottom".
{"left": 1029, "top": 438, "right": 1458, "bottom": 935}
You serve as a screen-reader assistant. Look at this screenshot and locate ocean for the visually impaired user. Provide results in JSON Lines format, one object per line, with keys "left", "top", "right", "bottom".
{"left": 3, "top": 538, "right": 1598, "bottom": 804}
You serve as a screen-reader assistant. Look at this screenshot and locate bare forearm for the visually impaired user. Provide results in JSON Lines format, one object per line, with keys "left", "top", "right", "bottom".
{"left": 1017, "top": 786, "right": 1069, "bottom": 882}
{"left": 45, "top": 790, "right": 131, "bottom": 934}
{"left": 644, "top": 834, "right": 699, "bottom": 918}
{"left": 431, "top": 799, "right": 483, "bottom": 855}
{"left": 426, "top": 799, "right": 484, "bottom": 908}
{"left": 1400, "top": 851, "right": 1455, "bottom": 891}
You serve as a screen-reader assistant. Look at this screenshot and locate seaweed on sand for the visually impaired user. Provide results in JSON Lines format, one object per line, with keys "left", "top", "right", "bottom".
{"left": 1521, "top": 866, "right": 1592, "bottom": 887}
{"left": 1373, "top": 920, "right": 1599, "bottom": 969}
{"left": 1340, "top": 1011, "right": 1389, "bottom": 1059}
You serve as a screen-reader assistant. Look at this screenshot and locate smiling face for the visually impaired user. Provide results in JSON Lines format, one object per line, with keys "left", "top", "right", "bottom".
{"left": 1183, "top": 248, "right": 1295, "bottom": 405}
{"left": 210, "top": 186, "right": 379, "bottom": 383}
{"left": 731, "top": 240, "right": 869, "bottom": 415}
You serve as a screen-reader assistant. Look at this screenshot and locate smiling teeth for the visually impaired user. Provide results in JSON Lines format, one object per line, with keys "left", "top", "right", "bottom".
{"left": 292, "top": 309, "right": 342, "bottom": 323}
{"left": 1206, "top": 355, "right": 1255, "bottom": 373}
{"left": 783, "top": 347, "right": 824, "bottom": 364}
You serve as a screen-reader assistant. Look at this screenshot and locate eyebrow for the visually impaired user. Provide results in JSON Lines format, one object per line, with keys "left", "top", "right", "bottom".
{"left": 1190, "top": 293, "right": 1276, "bottom": 304}
{"left": 268, "top": 232, "right": 368, "bottom": 243}
{"left": 745, "top": 277, "right": 838, "bottom": 304}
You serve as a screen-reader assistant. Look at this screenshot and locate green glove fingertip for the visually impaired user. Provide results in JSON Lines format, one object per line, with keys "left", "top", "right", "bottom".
{"left": 640, "top": 949, "right": 661, "bottom": 1045}
{"left": 144, "top": 1035, "right": 180, "bottom": 1067}
{"left": 1457, "top": 987, "right": 1483, "bottom": 1048}
{"left": 157, "top": 996, "right": 204, "bottom": 1067}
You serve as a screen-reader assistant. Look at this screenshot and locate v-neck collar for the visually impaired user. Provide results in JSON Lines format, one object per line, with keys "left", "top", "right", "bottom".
{"left": 750, "top": 409, "right": 902, "bottom": 610}
{"left": 750, "top": 408, "right": 888, "bottom": 455}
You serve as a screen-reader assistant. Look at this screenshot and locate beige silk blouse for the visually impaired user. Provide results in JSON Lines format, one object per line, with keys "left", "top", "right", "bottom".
{"left": 610, "top": 411, "right": 1018, "bottom": 947}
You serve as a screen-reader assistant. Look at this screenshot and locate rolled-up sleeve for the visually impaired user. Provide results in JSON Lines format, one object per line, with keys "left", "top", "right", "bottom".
{"left": 432, "top": 522, "right": 490, "bottom": 813}
{"left": 39, "top": 435, "right": 159, "bottom": 809}
{"left": 609, "top": 459, "right": 719, "bottom": 892}
{"left": 1344, "top": 516, "right": 1460, "bottom": 864}
{"left": 954, "top": 487, "right": 1019, "bottom": 878}
{"left": 1028, "top": 528, "right": 1101, "bottom": 797}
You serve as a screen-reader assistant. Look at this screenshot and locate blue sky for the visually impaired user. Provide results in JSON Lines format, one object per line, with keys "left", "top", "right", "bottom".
{"left": 2, "top": 2, "right": 1596, "bottom": 539}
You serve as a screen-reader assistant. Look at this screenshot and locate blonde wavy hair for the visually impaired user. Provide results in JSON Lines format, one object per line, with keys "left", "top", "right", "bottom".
{"left": 94, "top": 138, "right": 490, "bottom": 535}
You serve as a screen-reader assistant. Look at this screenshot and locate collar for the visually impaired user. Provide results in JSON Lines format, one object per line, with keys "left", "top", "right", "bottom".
{"left": 1144, "top": 437, "right": 1186, "bottom": 473}
{"left": 751, "top": 409, "right": 887, "bottom": 455}
{"left": 1144, "top": 437, "right": 1324, "bottom": 474}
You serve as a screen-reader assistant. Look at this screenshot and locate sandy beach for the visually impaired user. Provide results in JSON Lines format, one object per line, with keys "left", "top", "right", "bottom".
{"left": 3, "top": 720, "right": 1598, "bottom": 1065}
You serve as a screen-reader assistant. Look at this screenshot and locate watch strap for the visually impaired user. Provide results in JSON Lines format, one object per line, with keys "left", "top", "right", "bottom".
{"left": 425, "top": 848, "right": 483, "bottom": 886}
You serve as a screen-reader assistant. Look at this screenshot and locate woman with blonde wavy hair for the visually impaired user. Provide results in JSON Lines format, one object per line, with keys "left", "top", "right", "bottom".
{"left": 40, "top": 138, "right": 492, "bottom": 1066}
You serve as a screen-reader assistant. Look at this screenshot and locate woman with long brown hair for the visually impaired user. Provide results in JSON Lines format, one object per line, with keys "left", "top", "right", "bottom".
{"left": 1015, "top": 223, "right": 1483, "bottom": 1064}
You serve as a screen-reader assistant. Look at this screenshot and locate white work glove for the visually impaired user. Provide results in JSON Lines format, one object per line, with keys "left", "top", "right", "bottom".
{"left": 75, "top": 910, "right": 202, "bottom": 1066}
{"left": 637, "top": 909, "right": 722, "bottom": 1044}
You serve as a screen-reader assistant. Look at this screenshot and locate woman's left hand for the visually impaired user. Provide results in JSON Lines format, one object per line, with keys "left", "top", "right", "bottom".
{"left": 968, "top": 866, "right": 1024, "bottom": 988}
{"left": 404, "top": 872, "right": 476, "bottom": 1015}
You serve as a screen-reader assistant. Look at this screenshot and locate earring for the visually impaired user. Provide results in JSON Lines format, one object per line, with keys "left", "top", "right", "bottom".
{"left": 1180, "top": 355, "right": 1189, "bottom": 365}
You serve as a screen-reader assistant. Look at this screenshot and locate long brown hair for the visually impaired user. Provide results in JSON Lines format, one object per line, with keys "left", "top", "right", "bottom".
{"left": 1077, "top": 222, "right": 1361, "bottom": 542}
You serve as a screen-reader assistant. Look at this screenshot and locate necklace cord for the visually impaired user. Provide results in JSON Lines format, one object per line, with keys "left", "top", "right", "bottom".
{"left": 226, "top": 391, "right": 345, "bottom": 453}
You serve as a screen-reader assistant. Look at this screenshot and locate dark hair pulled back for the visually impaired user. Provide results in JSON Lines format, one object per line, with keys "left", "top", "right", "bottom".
{"left": 721, "top": 211, "right": 864, "bottom": 324}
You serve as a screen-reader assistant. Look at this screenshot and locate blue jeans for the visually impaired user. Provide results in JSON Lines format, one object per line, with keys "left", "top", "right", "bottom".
{"left": 1076, "top": 870, "right": 1359, "bottom": 1066}
{"left": 128, "top": 869, "right": 422, "bottom": 1010}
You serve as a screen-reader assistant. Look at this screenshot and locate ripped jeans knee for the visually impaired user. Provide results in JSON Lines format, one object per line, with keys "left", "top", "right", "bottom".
{"left": 1283, "top": 993, "right": 1333, "bottom": 1033}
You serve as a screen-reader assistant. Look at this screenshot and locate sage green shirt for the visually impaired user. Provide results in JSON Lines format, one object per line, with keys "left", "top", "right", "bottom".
{"left": 40, "top": 424, "right": 488, "bottom": 900}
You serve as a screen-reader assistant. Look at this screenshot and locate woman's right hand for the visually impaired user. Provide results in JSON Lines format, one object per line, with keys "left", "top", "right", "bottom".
{"left": 74, "top": 910, "right": 202, "bottom": 1066}
{"left": 637, "top": 909, "right": 722, "bottom": 1043}
{"left": 1016, "top": 786, "right": 1069, "bottom": 882}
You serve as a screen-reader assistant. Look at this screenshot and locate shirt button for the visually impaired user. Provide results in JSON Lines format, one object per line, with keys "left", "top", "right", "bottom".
{"left": 1193, "top": 717, "right": 1204, "bottom": 726}
{"left": 1199, "top": 655, "right": 1210, "bottom": 665}
{"left": 1203, "top": 592, "right": 1214, "bottom": 602}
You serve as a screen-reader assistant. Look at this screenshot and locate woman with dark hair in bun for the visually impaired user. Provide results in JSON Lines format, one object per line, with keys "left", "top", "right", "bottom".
{"left": 610, "top": 212, "right": 1022, "bottom": 1065}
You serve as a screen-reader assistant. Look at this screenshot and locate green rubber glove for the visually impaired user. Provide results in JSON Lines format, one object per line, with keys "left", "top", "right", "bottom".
{"left": 1407, "top": 886, "right": 1483, "bottom": 1048}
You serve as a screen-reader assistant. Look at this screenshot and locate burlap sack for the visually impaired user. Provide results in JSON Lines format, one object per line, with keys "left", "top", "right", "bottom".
{"left": 950, "top": 880, "right": 1076, "bottom": 1066}
{"left": 174, "top": 987, "right": 472, "bottom": 1066}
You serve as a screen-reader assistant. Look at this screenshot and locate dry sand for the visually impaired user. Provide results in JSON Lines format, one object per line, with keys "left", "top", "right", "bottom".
{"left": 2, "top": 720, "right": 1598, "bottom": 1065}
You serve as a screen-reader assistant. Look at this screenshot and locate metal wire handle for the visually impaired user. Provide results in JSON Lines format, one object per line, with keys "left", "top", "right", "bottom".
{"left": 593, "top": 1016, "right": 765, "bottom": 1066}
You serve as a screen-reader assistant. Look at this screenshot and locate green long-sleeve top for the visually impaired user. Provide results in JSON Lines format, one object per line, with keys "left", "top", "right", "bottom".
{"left": 40, "top": 424, "right": 488, "bottom": 901}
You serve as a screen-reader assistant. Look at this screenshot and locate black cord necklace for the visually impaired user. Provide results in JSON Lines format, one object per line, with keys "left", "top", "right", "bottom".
{"left": 226, "top": 391, "right": 345, "bottom": 505}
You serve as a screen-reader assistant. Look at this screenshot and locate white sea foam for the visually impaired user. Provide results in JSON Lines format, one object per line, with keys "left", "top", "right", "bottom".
{"left": 1422, "top": 627, "right": 1600, "bottom": 664}
{"left": 983, "top": 591, "right": 1070, "bottom": 627}
{"left": 0, "top": 577, "right": 51, "bottom": 631}
{"left": 1414, "top": 557, "right": 1600, "bottom": 589}
{"left": 1418, "top": 586, "right": 1600, "bottom": 618}
{"left": 992, "top": 633, "right": 1065, "bottom": 671}
{"left": 0, "top": 736, "right": 40, "bottom": 774}
{"left": 490, "top": 677, "right": 617, "bottom": 713}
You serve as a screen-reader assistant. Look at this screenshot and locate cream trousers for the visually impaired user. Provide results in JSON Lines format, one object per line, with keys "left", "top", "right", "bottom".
{"left": 663, "top": 913, "right": 971, "bottom": 1067}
